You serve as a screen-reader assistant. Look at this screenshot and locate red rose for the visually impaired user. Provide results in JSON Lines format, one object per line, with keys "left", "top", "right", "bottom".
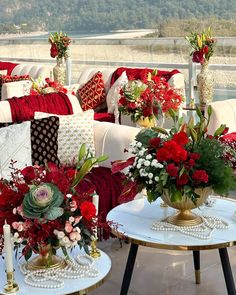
{"left": 192, "top": 170, "right": 209, "bottom": 184}
{"left": 118, "top": 97, "right": 127, "bottom": 106}
{"left": 172, "top": 132, "right": 189, "bottom": 146}
{"left": 142, "top": 107, "right": 153, "bottom": 117}
{"left": 80, "top": 201, "right": 96, "bottom": 220}
{"left": 50, "top": 43, "right": 58, "bottom": 58}
{"left": 21, "top": 166, "right": 36, "bottom": 182}
{"left": 222, "top": 127, "right": 229, "bottom": 135}
{"left": 192, "top": 50, "right": 204, "bottom": 64}
{"left": 65, "top": 169, "right": 76, "bottom": 179}
{"left": 128, "top": 102, "right": 136, "bottom": 110}
{"left": 176, "top": 173, "right": 189, "bottom": 186}
{"left": 149, "top": 137, "right": 161, "bottom": 148}
{"left": 166, "top": 164, "right": 178, "bottom": 177}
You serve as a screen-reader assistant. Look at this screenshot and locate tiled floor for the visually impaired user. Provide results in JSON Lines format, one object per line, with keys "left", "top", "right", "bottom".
{"left": 91, "top": 239, "right": 236, "bottom": 295}
{"left": 91, "top": 193, "right": 236, "bottom": 295}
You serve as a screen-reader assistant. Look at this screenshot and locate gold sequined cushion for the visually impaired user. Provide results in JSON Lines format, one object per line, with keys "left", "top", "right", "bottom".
{"left": 30, "top": 116, "right": 60, "bottom": 166}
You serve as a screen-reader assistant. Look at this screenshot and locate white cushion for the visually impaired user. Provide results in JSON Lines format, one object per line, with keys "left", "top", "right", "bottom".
{"left": 0, "top": 101, "right": 12, "bottom": 122}
{"left": 0, "top": 121, "right": 32, "bottom": 179}
{"left": 106, "top": 71, "right": 128, "bottom": 114}
{"left": 11, "top": 64, "right": 52, "bottom": 80}
{"left": 34, "top": 110, "right": 95, "bottom": 165}
{"left": 1, "top": 80, "right": 32, "bottom": 101}
{"left": 206, "top": 99, "right": 236, "bottom": 135}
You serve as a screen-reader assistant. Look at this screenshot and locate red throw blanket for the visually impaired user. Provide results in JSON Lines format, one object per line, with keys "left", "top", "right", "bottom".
{"left": 0, "top": 61, "right": 18, "bottom": 75}
{"left": 9, "top": 92, "right": 73, "bottom": 122}
{"left": 110, "top": 67, "right": 180, "bottom": 86}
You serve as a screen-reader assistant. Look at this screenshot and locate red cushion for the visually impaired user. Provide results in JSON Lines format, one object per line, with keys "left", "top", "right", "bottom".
{"left": 0, "top": 62, "right": 18, "bottom": 75}
{"left": 94, "top": 112, "right": 115, "bottom": 123}
{"left": 110, "top": 67, "right": 180, "bottom": 86}
{"left": 77, "top": 71, "right": 106, "bottom": 111}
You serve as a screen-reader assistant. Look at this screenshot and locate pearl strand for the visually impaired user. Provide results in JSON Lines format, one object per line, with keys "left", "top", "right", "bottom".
{"left": 19, "top": 254, "right": 100, "bottom": 289}
{"left": 151, "top": 215, "right": 229, "bottom": 240}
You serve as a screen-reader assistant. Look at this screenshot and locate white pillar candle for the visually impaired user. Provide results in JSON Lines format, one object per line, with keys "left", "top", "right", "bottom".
{"left": 3, "top": 221, "right": 13, "bottom": 273}
{"left": 92, "top": 193, "right": 99, "bottom": 215}
{"left": 92, "top": 193, "right": 99, "bottom": 239}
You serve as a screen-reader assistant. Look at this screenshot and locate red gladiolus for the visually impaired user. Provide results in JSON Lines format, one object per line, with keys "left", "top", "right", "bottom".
{"left": 50, "top": 43, "right": 58, "bottom": 58}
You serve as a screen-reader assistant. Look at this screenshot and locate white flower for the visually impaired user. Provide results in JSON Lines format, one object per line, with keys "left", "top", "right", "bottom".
{"left": 13, "top": 232, "right": 19, "bottom": 238}
{"left": 138, "top": 158, "right": 144, "bottom": 164}
{"left": 137, "top": 163, "right": 142, "bottom": 169}
{"left": 146, "top": 154, "right": 152, "bottom": 160}
{"left": 149, "top": 180, "right": 153, "bottom": 184}
{"left": 139, "top": 150, "right": 144, "bottom": 156}
{"left": 66, "top": 193, "right": 72, "bottom": 199}
{"left": 154, "top": 176, "right": 159, "bottom": 182}
{"left": 156, "top": 163, "right": 164, "bottom": 168}
{"left": 148, "top": 173, "right": 153, "bottom": 179}
{"left": 57, "top": 231, "right": 65, "bottom": 239}
{"left": 137, "top": 142, "right": 142, "bottom": 148}
{"left": 151, "top": 159, "right": 158, "bottom": 166}
{"left": 69, "top": 216, "right": 75, "bottom": 223}
{"left": 144, "top": 160, "right": 150, "bottom": 167}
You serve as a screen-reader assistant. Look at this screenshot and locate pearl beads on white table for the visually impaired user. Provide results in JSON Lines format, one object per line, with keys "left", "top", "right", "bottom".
{"left": 151, "top": 215, "right": 229, "bottom": 240}
{"left": 19, "top": 254, "right": 100, "bottom": 289}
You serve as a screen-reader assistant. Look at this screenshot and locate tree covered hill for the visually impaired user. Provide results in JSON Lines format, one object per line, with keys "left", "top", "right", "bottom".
{"left": 0, "top": 0, "right": 236, "bottom": 33}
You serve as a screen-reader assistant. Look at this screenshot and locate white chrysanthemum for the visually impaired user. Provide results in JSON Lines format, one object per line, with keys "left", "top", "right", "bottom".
{"left": 146, "top": 154, "right": 152, "bottom": 160}
{"left": 148, "top": 173, "right": 153, "bottom": 179}
{"left": 144, "top": 160, "right": 150, "bottom": 167}
{"left": 149, "top": 180, "right": 153, "bottom": 184}
{"left": 151, "top": 159, "right": 158, "bottom": 166}
{"left": 156, "top": 163, "right": 164, "bottom": 168}
{"left": 139, "top": 150, "right": 145, "bottom": 156}
{"left": 137, "top": 142, "right": 142, "bottom": 148}
{"left": 154, "top": 176, "right": 159, "bottom": 181}
{"left": 137, "top": 163, "right": 142, "bottom": 169}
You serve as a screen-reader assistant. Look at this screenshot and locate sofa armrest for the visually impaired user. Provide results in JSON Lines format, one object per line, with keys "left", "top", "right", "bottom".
{"left": 93, "top": 121, "right": 139, "bottom": 168}
{"left": 1, "top": 80, "right": 32, "bottom": 100}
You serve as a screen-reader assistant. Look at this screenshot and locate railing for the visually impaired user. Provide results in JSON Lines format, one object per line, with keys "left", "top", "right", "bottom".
{"left": 1, "top": 37, "right": 236, "bottom": 102}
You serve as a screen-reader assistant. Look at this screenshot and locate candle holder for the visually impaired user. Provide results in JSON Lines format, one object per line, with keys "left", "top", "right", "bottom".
{"left": 90, "top": 239, "right": 101, "bottom": 258}
{"left": 4, "top": 270, "right": 19, "bottom": 293}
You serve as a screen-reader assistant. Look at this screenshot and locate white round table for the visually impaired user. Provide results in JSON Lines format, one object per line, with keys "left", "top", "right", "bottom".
{"left": 107, "top": 197, "right": 236, "bottom": 295}
{"left": 0, "top": 248, "right": 111, "bottom": 295}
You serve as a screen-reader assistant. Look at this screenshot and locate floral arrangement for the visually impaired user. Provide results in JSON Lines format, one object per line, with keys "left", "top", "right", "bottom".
{"left": 49, "top": 31, "right": 71, "bottom": 59}
{"left": 185, "top": 27, "right": 216, "bottom": 64}
{"left": 0, "top": 145, "right": 109, "bottom": 261}
{"left": 118, "top": 71, "right": 183, "bottom": 124}
{"left": 112, "top": 107, "right": 236, "bottom": 204}
{"left": 30, "top": 77, "right": 69, "bottom": 95}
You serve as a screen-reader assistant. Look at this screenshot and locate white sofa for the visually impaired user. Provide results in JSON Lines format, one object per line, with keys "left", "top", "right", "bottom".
{"left": 1, "top": 63, "right": 52, "bottom": 101}
{"left": 73, "top": 67, "right": 186, "bottom": 125}
{"left": 206, "top": 99, "right": 236, "bottom": 135}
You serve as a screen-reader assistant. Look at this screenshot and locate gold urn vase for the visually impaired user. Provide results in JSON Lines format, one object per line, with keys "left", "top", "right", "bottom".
{"left": 136, "top": 116, "right": 157, "bottom": 128}
{"left": 27, "top": 244, "right": 66, "bottom": 270}
{"left": 161, "top": 187, "right": 212, "bottom": 227}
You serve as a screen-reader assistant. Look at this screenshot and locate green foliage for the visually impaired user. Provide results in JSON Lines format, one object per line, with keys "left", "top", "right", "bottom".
{"left": 0, "top": 0, "right": 236, "bottom": 33}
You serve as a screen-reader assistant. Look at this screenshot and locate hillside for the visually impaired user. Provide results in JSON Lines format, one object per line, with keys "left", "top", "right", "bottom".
{"left": 0, "top": 0, "right": 236, "bottom": 33}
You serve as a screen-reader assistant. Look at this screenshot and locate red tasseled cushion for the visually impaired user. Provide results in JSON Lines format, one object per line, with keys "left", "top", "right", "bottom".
{"left": 0, "top": 62, "right": 19, "bottom": 75}
{"left": 94, "top": 112, "right": 115, "bottom": 123}
{"left": 77, "top": 71, "right": 106, "bottom": 111}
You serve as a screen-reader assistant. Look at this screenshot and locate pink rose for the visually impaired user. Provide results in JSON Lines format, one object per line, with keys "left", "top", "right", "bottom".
{"left": 65, "top": 221, "right": 73, "bottom": 233}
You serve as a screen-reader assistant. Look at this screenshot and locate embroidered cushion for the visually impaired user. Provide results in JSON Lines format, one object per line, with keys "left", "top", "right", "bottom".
{"left": 34, "top": 110, "right": 95, "bottom": 165}
{"left": 106, "top": 71, "right": 128, "bottom": 114}
{"left": 31, "top": 116, "right": 60, "bottom": 166}
{"left": 0, "top": 121, "right": 32, "bottom": 179}
{"left": 77, "top": 71, "right": 106, "bottom": 111}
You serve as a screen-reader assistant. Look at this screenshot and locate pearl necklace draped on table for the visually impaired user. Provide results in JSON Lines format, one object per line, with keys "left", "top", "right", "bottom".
{"left": 19, "top": 254, "right": 100, "bottom": 289}
{"left": 151, "top": 214, "right": 229, "bottom": 240}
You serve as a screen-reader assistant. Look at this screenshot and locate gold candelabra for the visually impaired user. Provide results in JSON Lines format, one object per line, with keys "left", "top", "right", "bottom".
{"left": 90, "top": 239, "right": 101, "bottom": 258}
{"left": 4, "top": 270, "right": 19, "bottom": 293}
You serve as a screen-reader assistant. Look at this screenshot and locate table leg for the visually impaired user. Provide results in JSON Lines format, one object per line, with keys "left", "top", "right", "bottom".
{"left": 193, "top": 250, "right": 200, "bottom": 284}
{"left": 219, "top": 248, "right": 236, "bottom": 295}
{"left": 120, "top": 243, "right": 139, "bottom": 295}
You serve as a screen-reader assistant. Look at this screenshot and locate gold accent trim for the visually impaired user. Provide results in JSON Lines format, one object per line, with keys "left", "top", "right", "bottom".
{"left": 4, "top": 271, "right": 19, "bottom": 293}
{"left": 27, "top": 254, "right": 66, "bottom": 270}
{"left": 90, "top": 239, "right": 101, "bottom": 258}
{"left": 195, "top": 270, "right": 201, "bottom": 284}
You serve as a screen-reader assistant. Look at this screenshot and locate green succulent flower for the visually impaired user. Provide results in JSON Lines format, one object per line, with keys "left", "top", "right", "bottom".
{"left": 23, "top": 183, "right": 64, "bottom": 221}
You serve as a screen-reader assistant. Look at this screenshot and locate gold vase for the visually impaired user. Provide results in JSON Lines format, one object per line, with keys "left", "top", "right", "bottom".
{"left": 27, "top": 244, "right": 66, "bottom": 270}
{"left": 161, "top": 187, "right": 212, "bottom": 227}
{"left": 197, "top": 61, "right": 214, "bottom": 107}
{"left": 136, "top": 116, "right": 157, "bottom": 128}
{"left": 53, "top": 57, "right": 66, "bottom": 85}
